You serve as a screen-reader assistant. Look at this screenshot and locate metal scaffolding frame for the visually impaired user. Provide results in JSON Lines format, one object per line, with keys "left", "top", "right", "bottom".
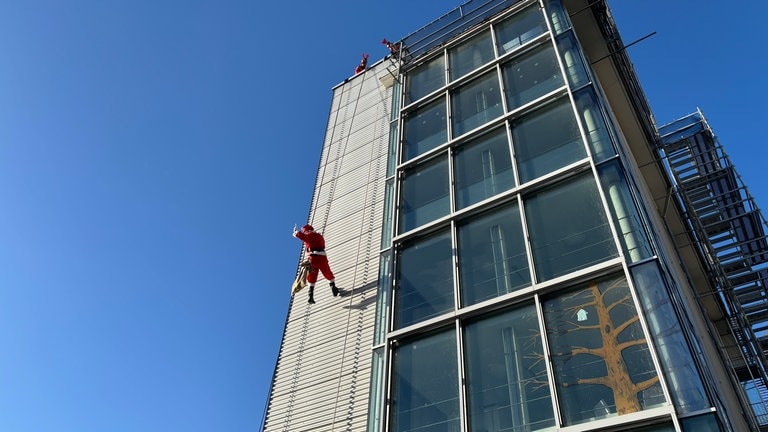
{"left": 658, "top": 110, "right": 768, "bottom": 429}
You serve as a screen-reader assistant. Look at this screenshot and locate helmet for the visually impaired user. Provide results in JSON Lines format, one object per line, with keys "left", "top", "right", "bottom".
{"left": 301, "top": 224, "right": 314, "bottom": 233}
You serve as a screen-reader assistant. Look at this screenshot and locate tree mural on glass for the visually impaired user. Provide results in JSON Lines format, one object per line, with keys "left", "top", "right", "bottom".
{"left": 542, "top": 274, "right": 663, "bottom": 425}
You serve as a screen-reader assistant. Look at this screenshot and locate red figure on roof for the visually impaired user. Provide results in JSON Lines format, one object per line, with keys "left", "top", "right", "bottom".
{"left": 382, "top": 38, "right": 400, "bottom": 58}
{"left": 355, "top": 53, "right": 369, "bottom": 74}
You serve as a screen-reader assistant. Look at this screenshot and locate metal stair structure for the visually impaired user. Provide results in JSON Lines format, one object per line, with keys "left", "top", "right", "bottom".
{"left": 658, "top": 110, "right": 768, "bottom": 430}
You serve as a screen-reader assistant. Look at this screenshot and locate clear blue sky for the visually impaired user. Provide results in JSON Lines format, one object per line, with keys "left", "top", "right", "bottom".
{"left": 0, "top": 1, "right": 765, "bottom": 431}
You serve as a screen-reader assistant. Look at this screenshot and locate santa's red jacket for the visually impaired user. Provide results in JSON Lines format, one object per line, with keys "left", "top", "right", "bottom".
{"left": 293, "top": 230, "right": 326, "bottom": 255}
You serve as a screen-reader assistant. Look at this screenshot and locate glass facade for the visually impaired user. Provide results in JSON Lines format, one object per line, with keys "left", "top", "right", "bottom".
{"left": 371, "top": 1, "right": 723, "bottom": 431}
{"left": 395, "top": 229, "right": 454, "bottom": 328}
{"left": 458, "top": 203, "right": 529, "bottom": 305}
{"left": 464, "top": 304, "right": 555, "bottom": 431}
{"left": 525, "top": 173, "right": 617, "bottom": 281}
{"left": 451, "top": 70, "right": 503, "bottom": 137}
{"left": 390, "top": 330, "right": 459, "bottom": 432}
{"left": 453, "top": 127, "right": 516, "bottom": 210}
{"left": 543, "top": 274, "right": 664, "bottom": 425}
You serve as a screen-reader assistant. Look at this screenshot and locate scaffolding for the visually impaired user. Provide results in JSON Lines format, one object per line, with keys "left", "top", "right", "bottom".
{"left": 658, "top": 110, "right": 768, "bottom": 429}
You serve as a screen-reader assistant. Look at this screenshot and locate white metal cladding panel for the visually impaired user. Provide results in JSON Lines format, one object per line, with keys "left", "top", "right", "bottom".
{"left": 324, "top": 176, "right": 384, "bottom": 230}
{"left": 326, "top": 126, "right": 383, "bottom": 159}
{"left": 330, "top": 73, "right": 388, "bottom": 121}
{"left": 321, "top": 174, "right": 377, "bottom": 222}
{"left": 343, "top": 130, "right": 383, "bottom": 162}
{"left": 337, "top": 140, "right": 387, "bottom": 178}
{"left": 310, "top": 182, "right": 333, "bottom": 217}
{"left": 337, "top": 188, "right": 383, "bottom": 232}
{"left": 326, "top": 198, "right": 385, "bottom": 261}
{"left": 325, "top": 88, "right": 370, "bottom": 145}
{"left": 320, "top": 177, "right": 384, "bottom": 246}
{"left": 264, "top": 289, "right": 379, "bottom": 430}
{"left": 264, "top": 60, "right": 392, "bottom": 432}
{"left": 264, "top": 299, "right": 377, "bottom": 427}
{"left": 329, "top": 82, "right": 363, "bottom": 114}
{"left": 356, "top": 75, "right": 392, "bottom": 110}
{"left": 323, "top": 74, "right": 392, "bottom": 163}
{"left": 345, "top": 103, "right": 389, "bottom": 138}
{"left": 275, "top": 294, "right": 378, "bottom": 358}
{"left": 325, "top": 206, "right": 385, "bottom": 252}
{"left": 315, "top": 138, "right": 384, "bottom": 189}
{"left": 263, "top": 249, "right": 379, "bottom": 409}
{"left": 326, "top": 228, "right": 383, "bottom": 277}
{"left": 324, "top": 212, "right": 379, "bottom": 260}
{"left": 280, "top": 374, "right": 371, "bottom": 431}
{"left": 324, "top": 110, "right": 388, "bottom": 159}
{"left": 265, "top": 357, "right": 375, "bottom": 429}
{"left": 318, "top": 124, "right": 387, "bottom": 185}
{"left": 323, "top": 118, "right": 355, "bottom": 150}
{"left": 326, "top": 249, "right": 377, "bottom": 290}
{"left": 320, "top": 162, "right": 369, "bottom": 196}
{"left": 320, "top": 131, "right": 380, "bottom": 169}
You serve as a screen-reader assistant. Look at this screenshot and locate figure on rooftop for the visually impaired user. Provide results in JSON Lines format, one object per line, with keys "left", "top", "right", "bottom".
{"left": 355, "top": 53, "right": 369, "bottom": 74}
{"left": 382, "top": 38, "right": 400, "bottom": 58}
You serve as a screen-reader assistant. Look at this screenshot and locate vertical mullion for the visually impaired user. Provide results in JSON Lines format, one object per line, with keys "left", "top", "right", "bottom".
{"left": 535, "top": 293, "right": 562, "bottom": 428}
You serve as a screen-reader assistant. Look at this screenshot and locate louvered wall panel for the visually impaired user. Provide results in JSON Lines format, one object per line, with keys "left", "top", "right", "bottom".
{"left": 337, "top": 140, "right": 381, "bottom": 173}
{"left": 324, "top": 187, "right": 371, "bottom": 225}
{"left": 263, "top": 62, "right": 394, "bottom": 431}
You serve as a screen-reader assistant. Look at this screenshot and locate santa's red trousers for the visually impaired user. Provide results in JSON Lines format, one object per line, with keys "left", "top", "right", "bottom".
{"left": 307, "top": 255, "right": 335, "bottom": 285}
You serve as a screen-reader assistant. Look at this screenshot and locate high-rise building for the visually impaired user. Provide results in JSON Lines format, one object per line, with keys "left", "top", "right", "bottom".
{"left": 261, "top": 1, "right": 768, "bottom": 431}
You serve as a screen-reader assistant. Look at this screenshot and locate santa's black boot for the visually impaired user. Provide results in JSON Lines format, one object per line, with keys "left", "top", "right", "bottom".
{"left": 308, "top": 286, "right": 316, "bottom": 304}
{"left": 330, "top": 282, "right": 339, "bottom": 297}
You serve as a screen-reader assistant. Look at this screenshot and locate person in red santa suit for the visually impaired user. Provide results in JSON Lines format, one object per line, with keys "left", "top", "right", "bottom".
{"left": 293, "top": 224, "right": 339, "bottom": 304}
{"left": 382, "top": 38, "right": 400, "bottom": 58}
{"left": 355, "top": 53, "right": 369, "bottom": 74}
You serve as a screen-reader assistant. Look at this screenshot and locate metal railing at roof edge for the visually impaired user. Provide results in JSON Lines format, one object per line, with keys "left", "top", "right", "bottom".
{"left": 396, "top": 0, "right": 523, "bottom": 63}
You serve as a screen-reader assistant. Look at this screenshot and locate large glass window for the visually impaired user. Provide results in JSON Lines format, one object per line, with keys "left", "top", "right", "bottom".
{"left": 374, "top": 253, "right": 392, "bottom": 345}
{"left": 454, "top": 128, "right": 515, "bottom": 209}
{"left": 381, "top": 179, "right": 395, "bottom": 248}
{"left": 544, "top": 0, "right": 570, "bottom": 35}
{"left": 574, "top": 88, "right": 614, "bottom": 162}
{"left": 680, "top": 413, "right": 722, "bottom": 432}
{"left": 387, "top": 123, "right": 399, "bottom": 176}
{"left": 451, "top": 71, "right": 503, "bottom": 136}
{"left": 395, "top": 230, "right": 454, "bottom": 328}
{"left": 525, "top": 173, "right": 618, "bottom": 281}
{"left": 449, "top": 30, "right": 495, "bottom": 81}
{"left": 494, "top": 4, "right": 547, "bottom": 54}
{"left": 598, "top": 161, "right": 653, "bottom": 263}
{"left": 390, "top": 330, "right": 460, "bottom": 432}
{"left": 399, "top": 156, "right": 450, "bottom": 233}
{"left": 464, "top": 304, "right": 555, "bottom": 431}
{"left": 511, "top": 97, "right": 586, "bottom": 183}
{"left": 367, "top": 347, "right": 385, "bottom": 432}
{"left": 631, "top": 425, "right": 676, "bottom": 432}
{"left": 458, "top": 203, "right": 530, "bottom": 306}
{"left": 502, "top": 44, "right": 564, "bottom": 111}
{"left": 403, "top": 98, "right": 447, "bottom": 161}
{"left": 556, "top": 32, "right": 589, "bottom": 89}
{"left": 406, "top": 56, "right": 445, "bottom": 104}
{"left": 544, "top": 274, "right": 663, "bottom": 426}
{"left": 631, "top": 262, "right": 709, "bottom": 414}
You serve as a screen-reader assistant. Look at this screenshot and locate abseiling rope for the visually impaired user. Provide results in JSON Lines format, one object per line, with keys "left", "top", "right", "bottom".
{"left": 330, "top": 73, "right": 391, "bottom": 431}
{"left": 314, "top": 74, "right": 366, "bottom": 233}
{"left": 279, "top": 73, "right": 367, "bottom": 432}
